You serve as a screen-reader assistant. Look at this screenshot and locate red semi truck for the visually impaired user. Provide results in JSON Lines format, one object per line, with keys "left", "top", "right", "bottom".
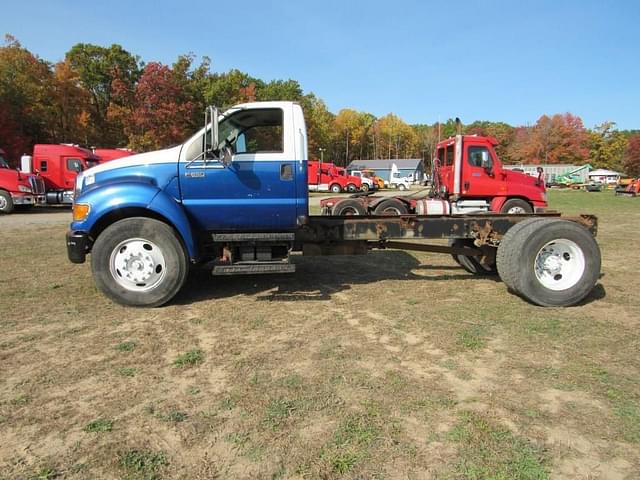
{"left": 308, "top": 160, "right": 360, "bottom": 193}
{"left": 0, "top": 148, "right": 46, "bottom": 213}
{"left": 322, "top": 135, "right": 547, "bottom": 216}
{"left": 21, "top": 144, "right": 100, "bottom": 204}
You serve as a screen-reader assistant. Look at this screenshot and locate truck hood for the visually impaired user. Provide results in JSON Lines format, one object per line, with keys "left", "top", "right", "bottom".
{"left": 0, "top": 168, "right": 32, "bottom": 187}
{"left": 503, "top": 169, "right": 544, "bottom": 189}
{"left": 86, "top": 145, "right": 181, "bottom": 176}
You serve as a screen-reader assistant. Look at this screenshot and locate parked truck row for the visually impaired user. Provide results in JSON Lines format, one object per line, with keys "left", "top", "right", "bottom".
{"left": 67, "top": 101, "right": 602, "bottom": 309}
{"left": 0, "top": 145, "right": 134, "bottom": 213}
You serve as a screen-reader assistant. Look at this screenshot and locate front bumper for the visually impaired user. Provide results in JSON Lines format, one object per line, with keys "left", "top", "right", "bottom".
{"left": 66, "top": 231, "right": 89, "bottom": 264}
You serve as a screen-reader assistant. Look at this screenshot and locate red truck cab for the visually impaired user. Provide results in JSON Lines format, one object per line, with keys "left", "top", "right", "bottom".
{"left": 308, "top": 160, "right": 351, "bottom": 193}
{"left": 435, "top": 135, "right": 547, "bottom": 213}
{"left": 31, "top": 144, "right": 100, "bottom": 204}
{"left": 0, "top": 148, "right": 45, "bottom": 213}
{"left": 335, "top": 166, "right": 362, "bottom": 193}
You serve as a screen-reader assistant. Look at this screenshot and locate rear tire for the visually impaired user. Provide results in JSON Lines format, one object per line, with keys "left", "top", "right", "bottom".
{"left": 496, "top": 218, "right": 600, "bottom": 306}
{"left": 346, "top": 183, "right": 357, "bottom": 193}
{"left": 360, "top": 183, "right": 370, "bottom": 192}
{"left": 500, "top": 198, "right": 533, "bottom": 214}
{"left": 91, "top": 217, "right": 189, "bottom": 307}
{"left": 398, "top": 184, "right": 407, "bottom": 191}
{"left": 0, "top": 190, "right": 14, "bottom": 214}
{"left": 330, "top": 183, "right": 342, "bottom": 194}
{"left": 332, "top": 199, "right": 367, "bottom": 216}
{"left": 373, "top": 198, "right": 408, "bottom": 215}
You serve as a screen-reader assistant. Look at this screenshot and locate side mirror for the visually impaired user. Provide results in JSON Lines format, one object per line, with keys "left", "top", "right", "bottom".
{"left": 204, "top": 106, "right": 219, "bottom": 154}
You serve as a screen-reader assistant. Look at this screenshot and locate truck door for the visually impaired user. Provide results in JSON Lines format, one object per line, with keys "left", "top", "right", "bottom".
{"left": 64, "top": 157, "right": 85, "bottom": 190}
{"left": 179, "top": 106, "right": 298, "bottom": 231}
{"left": 461, "top": 141, "right": 505, "bottom": 197}
{"left": 436, "top": 141, "right": 456, "bottom": 195}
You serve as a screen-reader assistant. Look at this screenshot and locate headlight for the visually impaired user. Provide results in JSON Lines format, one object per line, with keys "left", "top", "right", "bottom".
{"left": 18, "top": 185, "right": 32, "bottom": 193}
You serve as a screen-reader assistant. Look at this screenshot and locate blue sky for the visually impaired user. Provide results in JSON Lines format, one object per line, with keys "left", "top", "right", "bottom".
{"left": 2, "top": 0, "right": 638, "bottom": 128}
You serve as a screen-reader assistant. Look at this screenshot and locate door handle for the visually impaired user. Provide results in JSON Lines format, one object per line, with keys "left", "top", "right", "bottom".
{"left": 464, "top": 181, "right": 470, "bottom": 190}
{"left": 280, "top": 163, "right": 293, "bottom": 181}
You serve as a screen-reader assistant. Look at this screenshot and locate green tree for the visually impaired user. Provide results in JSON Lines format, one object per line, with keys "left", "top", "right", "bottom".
{"left": 589, "top": 122, "right": 628, "bottom": 171}
{"left": 66, "top": 43, "right": 141, "bottom": 144}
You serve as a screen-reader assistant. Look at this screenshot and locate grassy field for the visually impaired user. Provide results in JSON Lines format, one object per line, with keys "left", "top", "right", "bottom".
{"left": 0, "top": 190, "right": 638, "bottom": 479}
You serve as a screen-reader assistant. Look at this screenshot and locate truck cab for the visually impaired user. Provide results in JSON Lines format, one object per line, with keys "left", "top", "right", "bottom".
{"left": 334, "top": 166, "right": 362, "bottom": 192}
{"left": 0, "top": 148, "right": 46, "bottom": 214}
{"left": 348, "top": 170, "right": 376, "bottom": 192}
{"left": 435, "top": 135, "right": 547, "bottom": 213}
{"left": 30, "top": 144, "right": 100, "bottom": 204}
{"left": 308, "top": 160, "right": 348, "bottom": 193}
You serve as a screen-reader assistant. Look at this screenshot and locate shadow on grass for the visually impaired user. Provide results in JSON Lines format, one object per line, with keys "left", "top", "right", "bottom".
{"left": 173, "top": 250, "right": 497, "bottom": 305}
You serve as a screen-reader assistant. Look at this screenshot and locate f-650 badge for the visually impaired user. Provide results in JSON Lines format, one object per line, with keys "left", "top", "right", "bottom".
{"left": 185, "top": 172, "right": 205, "bottom": 178}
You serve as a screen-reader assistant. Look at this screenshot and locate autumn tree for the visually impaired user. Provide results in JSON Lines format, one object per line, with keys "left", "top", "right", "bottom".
{"left": 66, "top": 43, "right": 140, "bottom": 145}
{"left": 51, "top": 59, "right": 92, "bottom": 144}
{"left": 465, "top": 121, "right": 515, "bottom": 161}
{"left": 623, "top": 134, "right": 640, "bottom": 177}
{"left": 507, "top": 114, "right": 589, "bottom": 165}
{"left": 376, "top": 114, "right": 417, "bottom": 161}
{"left": 0, "top": 35, "right": 57, "bottom": 161}
{"left": 127, "top": 62, "right": 197, "bottom": 151}
{"left": 589, "top": 122, "right": 628, "bottom": 171}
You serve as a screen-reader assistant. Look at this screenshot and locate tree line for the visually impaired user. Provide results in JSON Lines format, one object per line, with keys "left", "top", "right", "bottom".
{"left": 1, "top": 35, "right": 639, "bottom": 176}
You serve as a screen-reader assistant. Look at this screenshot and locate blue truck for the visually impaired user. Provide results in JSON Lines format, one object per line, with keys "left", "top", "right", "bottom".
{"left": 67, "top": 101, "right": 602, "bottom": 308}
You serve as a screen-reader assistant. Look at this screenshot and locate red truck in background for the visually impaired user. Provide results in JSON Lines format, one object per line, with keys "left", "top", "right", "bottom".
{"left": 334, "top": 166, "right": 362, "bottom": 193}
{"left": 308, "top": 160, "right": 361, "bottom": 193}
{"left": 0, "top": 147, "right": 46, "bottom": 214}
{"left": 21, "top": 144, "right": 100, "bottom": 204}
{"left": 321, "top": 135, "right": 547, "bottom": 216}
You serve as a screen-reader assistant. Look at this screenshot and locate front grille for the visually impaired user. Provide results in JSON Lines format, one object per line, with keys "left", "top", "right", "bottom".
{"left": 30, "top": 176, "right": 46, "bottom": 194}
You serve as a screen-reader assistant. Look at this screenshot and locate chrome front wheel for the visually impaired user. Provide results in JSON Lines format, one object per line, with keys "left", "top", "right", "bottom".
{"left": 109, "top": 238, "right": 167, "bottom": 292}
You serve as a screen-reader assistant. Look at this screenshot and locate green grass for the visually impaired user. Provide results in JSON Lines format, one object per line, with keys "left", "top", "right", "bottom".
{"left": 116, "top": 367, "right": 138, "bottom": 377}
{"left": 173, "top": 349, "right": 203, "bottom": 368}
{"left": 115, "top": 341, "right": 136, "bottom": 353}
{"left": 457, "top": 327, "right": 487, "bottom": 350}
{"left": 264, "top": 398, "right": 297, "bottom": 430}
{"left": 83, "top": 417, "right": 113, "bottom": 433}
{"left": 449, "top": 411, "right": 549, "bottom": 479}
{"left": 118, "top": 449, "right": 168, "bottom": 480}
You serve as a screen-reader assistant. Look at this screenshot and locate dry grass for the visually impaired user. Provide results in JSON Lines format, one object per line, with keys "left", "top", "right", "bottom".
{"left": 0, "top": 190, "right": 639, "bottom": 479}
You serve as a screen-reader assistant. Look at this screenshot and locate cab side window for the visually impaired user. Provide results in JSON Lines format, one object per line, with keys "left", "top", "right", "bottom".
{"left": 67, "top": 157, "right": 84, "bottom": 173}
{"left": 445, "top": 145, "right": 454, "bottom": 166}
{"left": 230, "top": 109, "right": 284, "bottom": 154}
{"left": 467, "top": 146, "right": 492, "bottom": 169}
{"left": 437, "top": 147, "right": 445, "bottom": 165}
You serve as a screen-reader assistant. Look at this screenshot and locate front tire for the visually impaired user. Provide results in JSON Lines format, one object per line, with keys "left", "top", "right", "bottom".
{"left": 500, "top": 198, "right": 533, "bottom": 214}
{"left": 0, "top": 190, "right": 14, "bottom": 214}
{"left": 330, "top": 183, "right": 342, "bottom": 194}
{"left": 496, "top": 218, "right": 600, "bottom": 306}
{"left": 360, "top": 183, "right": 370, "bottom": 192}
{"left": 346, "top": 183, "right": 357, "bottom": 193}
{"left": 91, "top": 217, "right": 189, "bottom": 307}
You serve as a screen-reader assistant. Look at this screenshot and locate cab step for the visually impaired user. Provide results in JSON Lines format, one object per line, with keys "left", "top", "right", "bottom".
{"left": 212, "top": 261, "right": 296, "bottom": 276}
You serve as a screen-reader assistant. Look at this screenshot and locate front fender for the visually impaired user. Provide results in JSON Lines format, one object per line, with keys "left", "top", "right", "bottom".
{"left": 72, "top": 182, "right": 198, "bottom": 260}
